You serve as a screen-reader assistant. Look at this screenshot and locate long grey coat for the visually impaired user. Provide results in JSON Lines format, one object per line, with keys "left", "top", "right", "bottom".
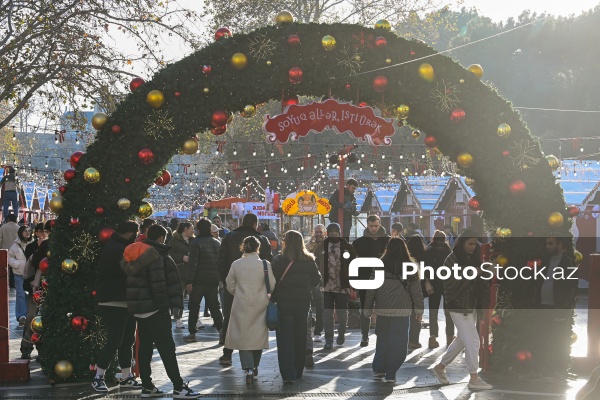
{"left": 224, "top": 252, "right": 276, "bottom": 350}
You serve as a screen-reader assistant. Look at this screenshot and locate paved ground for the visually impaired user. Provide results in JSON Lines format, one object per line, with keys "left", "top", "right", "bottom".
{"left": 2, "top": 290, "right": 593, "bottom": 399}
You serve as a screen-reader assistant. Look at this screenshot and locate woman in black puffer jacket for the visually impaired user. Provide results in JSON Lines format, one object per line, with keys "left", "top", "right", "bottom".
{"left": 184, "top": 219, "right": 223, "bottom": 342}
{"left": 272, "top": 230, "right": 321, "bottom": 383}
{"left": 167, "top": 222, "right": 194, "bottom": 328}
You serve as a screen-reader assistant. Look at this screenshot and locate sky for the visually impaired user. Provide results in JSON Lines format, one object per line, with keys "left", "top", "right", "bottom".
{"left": 458, "top": 0, "right": 599, "bottom": 22}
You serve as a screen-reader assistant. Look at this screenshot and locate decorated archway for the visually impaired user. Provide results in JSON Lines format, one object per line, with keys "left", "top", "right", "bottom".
{"left": 41, "top": 16, "right": 573, "bottom": 380}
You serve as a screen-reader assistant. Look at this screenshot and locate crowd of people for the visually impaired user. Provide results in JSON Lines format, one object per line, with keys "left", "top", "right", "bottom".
{"left": 1, "top": 179, "right": 578, "bottom": 397}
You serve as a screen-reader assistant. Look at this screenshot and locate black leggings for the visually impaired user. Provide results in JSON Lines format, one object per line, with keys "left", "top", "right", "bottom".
{"left": 96, "top": 306, "right": 136, "bottom": 370}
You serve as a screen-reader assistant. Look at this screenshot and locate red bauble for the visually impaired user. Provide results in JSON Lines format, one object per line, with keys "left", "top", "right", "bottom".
{"left": 211, "top": 110, "right": 228, "bottom": 127}
{"left": 516, "top": 350, "right": 532, "bottom": 363}
{"left": 210, "top": 126, "right": 227, "bottom": 136}
{"left": 91, "top": 290, "right": 97, "bottom": 297}
{"left": 137, "top": 148, "right": 155, "bottom": 165}
{"left": 111, "top": 125, "right": 121, "bottom": 134}
{"left": 95, "top": 206, "right": 105, "bottom": 215}
{"left": 450, "top": 108, "right": 466, "bottom": 122}
{"left": 124, "top": 178, "right": 131, "bottom": 184}
{"left": 33, "top": 291, "right": 44, "bottom": 305}
{"left": 502, "top": 150, "right": 510, "bottom": 157}
{"left": 69, "top": 217, "right": 80, "bottom": 228}
{"left": 129, "top": 77, "right": 145, "bottom": 92}
{"left": 568, "top": 205, "right": 580, "bottom": 217}
{"left": 58, "top": 185, "right": 67, "bottom": 195}
{"left": 358, "top": 102, "right": 368, "bottom": 107}
{"left": 31, "top": 332, "right": 41, "bottom": 344}
{"left": 202, "top": 65, "right": 212, "bottom": 75}
{"left": 491, "top": 315, "right": 502, "bottom": 326}
{"left": 214, "top": 27, "right": 232, "bottom": 41}
{"left": 71, "top": 316, "right": 89, "bottom": 331}
{"left": 98, "top": 227, "right": 115, "bottom": 243}
{"left": 49, "top": 220, "right": 56, "bottom": 228}
{"left": 424, "top": 135, "right": 438, "bottom": 148}
{"left": 64, "top": 169, "right": 76, "bottom": 182}
{"left": 155, "top": 170, "right": 171, "bottom": 186}
{"left": 39, "top": 258, "right": 50, "bottom": 274}
{"left": 509, "top": 179, "right": 526, "bottom": 195}
{"left": 527, "top": 259, "right": 542, "bottom": 268}
{"left": 375, "top": 36, "right": 387, "bottom": 48}
{"left": 69, "top": 151, "right": 84, "bottom": 167}
{"left": 288, "top": 67, "right": 303, "bottom": 84}
{"left": 288, "top": 34, "right": 301, "bottom": 47}
{"left": 345, "top": 83, "right": 351, "bottom": 90}
{"left": 282, "top": 95, "right": 299, "bottom": 108}
{"left": 410, "top": 50, "right": 416, "bottom": 55}
{"left": 468, "top": 196, "right": 480, "bottom": 211}
{"left": 174, "top": 91, "right": 181, "bottom": 98}
{"left": 372, "top": 75, "right": 388, "bottom": 92}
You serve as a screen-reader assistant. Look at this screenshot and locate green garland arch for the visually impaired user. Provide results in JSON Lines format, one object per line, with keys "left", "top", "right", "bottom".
{"left": 41, "top": 20, "right": 574, "bottom": 380}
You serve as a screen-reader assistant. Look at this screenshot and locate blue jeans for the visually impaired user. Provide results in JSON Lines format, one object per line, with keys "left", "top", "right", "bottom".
{"left": 372, "top": 316, "right": 410, "bottom": 380}
{"left": 13, "top": 274, "right": 28, "bottom": 321}
{"left": 276, "top": 301, "right": 310, "bottom": 381}
{"left": 3, "top": 190, "right": 18, "bottom": 220}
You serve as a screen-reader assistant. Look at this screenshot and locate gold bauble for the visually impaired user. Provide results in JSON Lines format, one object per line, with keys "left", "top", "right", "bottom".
{"left": 182, "top": 138, "right": 199, "bottom": 155}
{"left": 146, "top": 90, "right": 165, "bottom": 108}
{"left": 47, "top": 250, "right": 51, "bottom": 258}
{"left": 276, "top": 11, "right": 294, "bottom": 25}
{"left": 55, "top": 360, "right": 74, "bottom": 380}
{"left": 49, "top": 195, "right": 63, "bottom": 213}
{"left": 117, "top": 198, "right": 131, "bottom": 210}
{"left": 91, "top": 113, "right": 108, "bottom": 130}
{"left": 467, "top": 64, "right": 484, "bottom": 79}
{"left": 574, "top": 251, "right": 583, "bottom": 265}
{"left": 394, "top": 104, "right": 410, "bottom": 119}
{"left": 61, "top": 259, "right": 79, "bottom": 274}
{"left": 496, "top": 254, "right": 509, "bottom": 267}
{"left": 242, "top": 105, "right": 256, "bottom": 118}
{"left": 31, "top": 316, "right": 43, "bottom": 333}
{"left": 411, "top": 130, "right": 421, "bottom": 139}
{"left": 385, "top": 58, "right": 392, "bottom": 65}
{"left": 457, "top": 152, "right": 474, "bottom": 168}
{"left": 203, "top": 87, "right": 210, "bottom": 94}
{"left": 83, "top": 167, "right": 100, "bottom": 184}
{"left": 419, "top": 63, "right": 435, "bottom": 82}
{"left": 465, "top": 177, "right": 475, "bottom": 186}
{"left": 51, "top": 191, "right": 59, "bottom": 198}
{"left": 266, "top": 60, "right": 272, "bottom": 66}
{"left": 498, "top": 228, "right": 512, "bottom": 238}
{"left": 546, "top": 155, "right": 560, "bottom": 171}
{"left": 138, "top": 202, "right": 153, "bottom": 219}
{"left": 322, "top": 35, "right": 336, "bottom": 51}
{"left": 548, "top": 212, "right": 564, "bottom": 227}
{"left": 231, "top": 53, "right": 248, "bottom": 70}
{"left": 497, "top": 123, "right": 511, "bottom": 138}
{"left": 374, "top": 19, "right": 391, "bottom": 31}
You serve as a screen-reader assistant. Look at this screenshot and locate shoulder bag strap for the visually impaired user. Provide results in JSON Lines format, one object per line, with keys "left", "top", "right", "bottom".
{"left": 263, "top": 260, "right": 272, "bottom": 294}
{"left": 270, "top": 259, "right": 295, "bottom": 299}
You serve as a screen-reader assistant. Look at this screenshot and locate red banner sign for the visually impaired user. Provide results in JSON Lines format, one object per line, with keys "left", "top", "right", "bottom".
{"left": 263, "top": 99, "right": 395, "bottom": 146}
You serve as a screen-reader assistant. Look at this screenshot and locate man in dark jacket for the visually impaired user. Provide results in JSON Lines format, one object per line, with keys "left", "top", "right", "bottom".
{"left": 92, "top": 221, "right": 140, "bottom": 393}
{"left": 184, "top": 218, "right": 223, "bottom": 343}
{"left": 328, "top": 179, "right": 360, "bottom": 240}
{"left": 259, "top": 222, "right": 280, "bottom": 257}
{"left": 351, "top": 215, "right": 390, "bottom": 347}
{"left": 313, "top": 223, "right": 357, "bottom": 349}
{"left": 216, "top": 213, "right": 272, "bottom": 365}
{"left": 121, "top": 225, "right": 200, "bottom": 398}
{"left": 531, "top": 233, "right": 579, "bottom": 378}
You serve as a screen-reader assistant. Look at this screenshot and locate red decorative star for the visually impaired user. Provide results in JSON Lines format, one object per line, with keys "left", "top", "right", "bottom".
{"left": 352, "top": 32, "right": 374, "bottom": 49}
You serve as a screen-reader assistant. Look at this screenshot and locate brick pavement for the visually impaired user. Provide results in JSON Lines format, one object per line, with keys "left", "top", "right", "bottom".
{"left": 2, "top": 290, "right": 591, "bottom": 399}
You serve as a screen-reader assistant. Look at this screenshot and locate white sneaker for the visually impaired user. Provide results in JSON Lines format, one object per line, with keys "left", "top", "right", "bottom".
{"left": 432, "top": 366, "right": 450, "bottom": 385}
{"left": 313, "top": 335, "right": 323, "bottom": 342}
{"left": 175, "top": 320, "right": 184, "bottom": 329}
{"left": 196, "top": 320, "right": 204, "bottom": 330}
{"left": 468, "top": 377, "right": 493, "bottom": 390}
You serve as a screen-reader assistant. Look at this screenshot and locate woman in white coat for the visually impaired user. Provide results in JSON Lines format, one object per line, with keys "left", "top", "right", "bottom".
{"left": 8, "top": 225, "right": 32, "bottom": 325}
{"left": 225, "top": 236, "right": 276, "bottom": 384}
